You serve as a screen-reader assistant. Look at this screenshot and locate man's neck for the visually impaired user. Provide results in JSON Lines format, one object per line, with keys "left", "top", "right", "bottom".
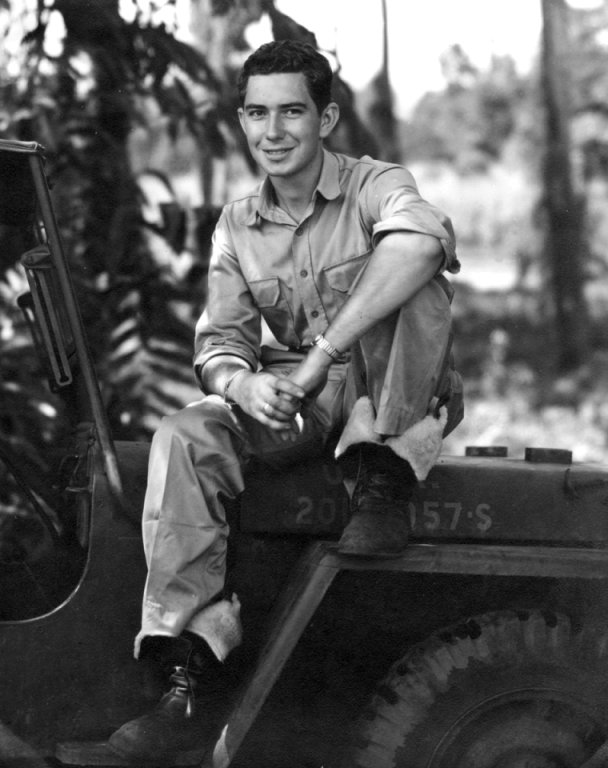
{"left": 270, "top": 151, "right": 324, "bottom": 223}
{"left": 272, "top": 186, "right": 310, "bottom": 223}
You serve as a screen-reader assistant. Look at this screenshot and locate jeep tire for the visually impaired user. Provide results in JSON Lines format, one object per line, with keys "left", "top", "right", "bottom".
{"left": 343, "top": 609, "right": 608, "bottom": 768}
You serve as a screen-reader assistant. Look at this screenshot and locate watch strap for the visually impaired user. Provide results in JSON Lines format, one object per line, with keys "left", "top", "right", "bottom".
{"left": 313, "top": 333, "right": 345, "bottom": 361}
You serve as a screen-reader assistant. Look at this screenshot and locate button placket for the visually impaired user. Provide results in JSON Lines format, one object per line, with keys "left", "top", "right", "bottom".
{"left": 291, "top": 222, "right": 325, "bottom": 334}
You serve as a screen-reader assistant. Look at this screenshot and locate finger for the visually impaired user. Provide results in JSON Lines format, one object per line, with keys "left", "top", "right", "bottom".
{"left": 271, "top": 396, "right": 300, "bottom": 418}
{"left": 277, "top": 422, "right": 299, "bottom": 442}
{"left": 264, "top": 412, "right": 299, "bottom": 434}
{"left": 260, "top": 401, "right": 301, "bottom": 436}
{"left": 264, "top": 396, "right": 299, "bottom": 420}
{"left": 262, "top": 401, "right": 290, "bottom": 423}
{"left": 274, "top": 378, "right": 306, "bottom": 401}
{"left": 278, "top": 416, "right": 302, "bottom": 440}
{"left": 276, "top": 391, "right": 299, "bottom": 405}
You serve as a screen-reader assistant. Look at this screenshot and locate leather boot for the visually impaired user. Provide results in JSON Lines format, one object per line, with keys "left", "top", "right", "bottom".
{"left": 337, "top": 444, "right": 416, "bottom": 558}
{"left": 108, "top": 632, "right": 217, "bottom": 763}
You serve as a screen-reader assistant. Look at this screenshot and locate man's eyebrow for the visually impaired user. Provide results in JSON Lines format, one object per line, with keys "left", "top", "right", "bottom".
{"left": 243, "top": 101, "right": 308, "bottom": 110}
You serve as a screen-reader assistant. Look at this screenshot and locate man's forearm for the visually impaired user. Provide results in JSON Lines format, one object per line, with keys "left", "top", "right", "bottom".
{"left": 323, "top": 231, "right": 443, "bottom": 354}
{"left": 200, "top": 355, "right": 252, "bottom": 399}
{"left": 289, "top": 231, "right": 444, "bottom": 397}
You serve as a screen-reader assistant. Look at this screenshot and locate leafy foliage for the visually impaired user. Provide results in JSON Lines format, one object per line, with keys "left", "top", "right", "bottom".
{"left": 402, "top": 3, "right": 608, "bottom": 178}
{"left": 0, "top": 0, "right": 220, "bottom": 450}
{"left": 0, "top": 0, "right": 382, "bottom": 457}
{"left": 401, "top": 49, "right": 532, "bottom": 172}
{"left": 0, "top": 267, "right": 68, "bottom": 480}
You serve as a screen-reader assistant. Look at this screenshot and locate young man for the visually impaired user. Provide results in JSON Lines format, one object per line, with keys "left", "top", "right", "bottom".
{"left": 109, "top": 39, "right": 462, "bottom": 761}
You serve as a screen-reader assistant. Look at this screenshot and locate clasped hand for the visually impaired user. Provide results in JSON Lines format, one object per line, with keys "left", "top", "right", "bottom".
{"left": 231, "top": 371, "right": 306, "bottom": 436}
{"left": 230, "top": 349, "right": 331, "bottom": 437}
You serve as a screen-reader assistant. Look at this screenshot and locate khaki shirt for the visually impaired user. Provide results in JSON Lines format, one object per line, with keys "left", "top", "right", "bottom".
{"left": 194, "top": 150, "right": 458, "bottom": 380}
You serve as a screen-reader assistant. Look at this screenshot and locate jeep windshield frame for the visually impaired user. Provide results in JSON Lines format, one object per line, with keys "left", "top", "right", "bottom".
{"left": 0, "top": 138, "right": 124, "bottom": 503}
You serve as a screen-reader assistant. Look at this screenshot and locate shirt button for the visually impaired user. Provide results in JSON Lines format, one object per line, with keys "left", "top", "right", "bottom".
{"left": 311, "top": 310, "right": 319, "bottom": 318}
{"left": 300, "top": 269, "right": 308, "bottom": 277}
{"left": 295, "top": 228, "right": 303, "bottom": 236}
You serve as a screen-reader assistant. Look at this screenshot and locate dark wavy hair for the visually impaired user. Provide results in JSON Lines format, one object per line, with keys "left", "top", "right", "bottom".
{"left": 237, "top": 40, "right": 333, "bottom": 114}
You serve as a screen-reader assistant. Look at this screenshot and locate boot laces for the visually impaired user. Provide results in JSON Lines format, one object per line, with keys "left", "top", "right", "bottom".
{"left": 169, "top": 664, "right": 196, "bottom": 718}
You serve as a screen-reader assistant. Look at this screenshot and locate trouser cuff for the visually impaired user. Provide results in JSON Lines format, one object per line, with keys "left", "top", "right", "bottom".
{"left": 335, "top": 396, "right": 446, "bottom": 481}
{"left": 185, "top": 593, "right": 242, "bottom": 662}
{"left": 334, "top": 397, "right": 381, "bottom": 459}
{"left": 385, "top": 409, "right": 447, "bottom": 481}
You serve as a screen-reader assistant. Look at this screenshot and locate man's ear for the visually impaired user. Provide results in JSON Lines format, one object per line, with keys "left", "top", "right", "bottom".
{"left": 237, "top": 107, "right": 246, "bottom": 133}
{"left": 320, "top": 102, "right": 340, "bottom": 139}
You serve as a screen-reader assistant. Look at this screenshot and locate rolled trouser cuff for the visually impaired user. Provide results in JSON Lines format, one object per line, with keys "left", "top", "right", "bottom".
{"left": 335, "top": 395, "right": 446, "bottom": 482}
{"left": 385, "top": 407, "right": 447, "bottom": 481}
{"left": 334, "top": 397, "right": 381, "bottom": 459}
{"left": 185, "top": 593, "right": 243, "bottom": 662}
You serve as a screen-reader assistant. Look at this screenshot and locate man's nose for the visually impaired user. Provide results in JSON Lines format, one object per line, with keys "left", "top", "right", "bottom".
{"left": 266, "top": 112, "right": 284, "bottom": 139}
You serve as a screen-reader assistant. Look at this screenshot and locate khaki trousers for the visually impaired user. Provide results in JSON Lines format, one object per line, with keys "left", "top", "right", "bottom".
{"left": 136, "top": 278, "right": 458, "bottom": 656}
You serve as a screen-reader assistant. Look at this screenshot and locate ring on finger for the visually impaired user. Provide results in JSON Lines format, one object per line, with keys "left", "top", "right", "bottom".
{"left": 264, "top": 402, "right": 272, "bottom": 415}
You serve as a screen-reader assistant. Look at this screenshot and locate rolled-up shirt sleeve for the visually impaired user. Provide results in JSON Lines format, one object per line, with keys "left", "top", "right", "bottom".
{"left": 362, "top": 164, "right": 459, "bottom": 274}
{"left": 193, "top": 212, "right": 261, "bottom": 385}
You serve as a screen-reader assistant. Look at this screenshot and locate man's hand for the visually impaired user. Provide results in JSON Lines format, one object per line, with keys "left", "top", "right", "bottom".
{"left": 288, "top": 346, "right": 333, "bottom": 417}
{"left": 231, "top": 370, "right": 306, "bottom": 435}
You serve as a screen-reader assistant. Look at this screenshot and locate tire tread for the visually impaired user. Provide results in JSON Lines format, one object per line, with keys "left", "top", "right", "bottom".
{"left": 342, "top": 609, "right": 604, "bottom": 768}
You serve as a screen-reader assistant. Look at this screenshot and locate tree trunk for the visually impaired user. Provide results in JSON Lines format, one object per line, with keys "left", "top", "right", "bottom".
{"left": 541, "top": 0, "right": 589, "bottom": 373}
{"left": 365, "top": 0, "right": 400, "bottom": 163}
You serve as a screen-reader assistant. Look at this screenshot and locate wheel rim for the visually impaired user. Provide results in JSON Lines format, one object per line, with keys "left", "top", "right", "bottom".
{"left": 428, "top": 687, "right": 606, "bottom": 768}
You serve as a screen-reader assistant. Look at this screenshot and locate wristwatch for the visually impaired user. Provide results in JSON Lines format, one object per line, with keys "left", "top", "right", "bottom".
{"left": 313, "top": 333, "right": 345, "bottom": 362}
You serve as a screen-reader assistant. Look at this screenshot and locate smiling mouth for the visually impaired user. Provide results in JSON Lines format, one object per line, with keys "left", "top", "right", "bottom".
{"left": 263, "top": 148, "right": 292, "bottom": 156}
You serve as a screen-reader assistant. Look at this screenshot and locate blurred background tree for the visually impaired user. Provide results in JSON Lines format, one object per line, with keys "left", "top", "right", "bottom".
{"left": 541, "top": 0, "right": 589, "bottom": 372}
{"left": 0, "top": 0, "right": 221, "bottom": 444}
{"left": 1, "top": 0, "right": 608, "bottom": 470}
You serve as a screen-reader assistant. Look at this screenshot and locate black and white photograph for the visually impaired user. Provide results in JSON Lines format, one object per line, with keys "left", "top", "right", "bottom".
{"left": 2, "top": 1, "right": 608, "bottom": 766}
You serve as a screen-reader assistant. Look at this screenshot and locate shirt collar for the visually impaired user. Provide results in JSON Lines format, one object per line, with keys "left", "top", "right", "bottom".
{"left": 245, "top": 149, "right": 342, "bottom": 227}
{"left": 315, "top": 149, "right": 342, "bottom": 201}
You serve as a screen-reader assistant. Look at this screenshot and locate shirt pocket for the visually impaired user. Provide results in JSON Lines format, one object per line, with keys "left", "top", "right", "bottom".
{"left": 322, "top": 252, "right": 370, "bottom": 307}
{"left": 248, "top": 277, "right": 300, "bottom": 348}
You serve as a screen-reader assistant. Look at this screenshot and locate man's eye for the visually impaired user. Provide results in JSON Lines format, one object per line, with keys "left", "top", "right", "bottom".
{"left": 284, "top": 109, "right": 303, "bottom": 117}
{"left": 248, "top": 110, "right": 265, "bottom": 119}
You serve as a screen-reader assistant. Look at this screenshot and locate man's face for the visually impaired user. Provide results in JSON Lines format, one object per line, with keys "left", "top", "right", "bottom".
{"left": 238, "top": 72, "right": 338, "bottom": 184}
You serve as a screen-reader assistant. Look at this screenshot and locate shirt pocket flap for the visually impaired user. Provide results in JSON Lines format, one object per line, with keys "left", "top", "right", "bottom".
{"left": 323, "top": 252, "right": 370, "bottom": 294}
{"left": 249, "top": 277, "right": 281, "bottom": 308}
